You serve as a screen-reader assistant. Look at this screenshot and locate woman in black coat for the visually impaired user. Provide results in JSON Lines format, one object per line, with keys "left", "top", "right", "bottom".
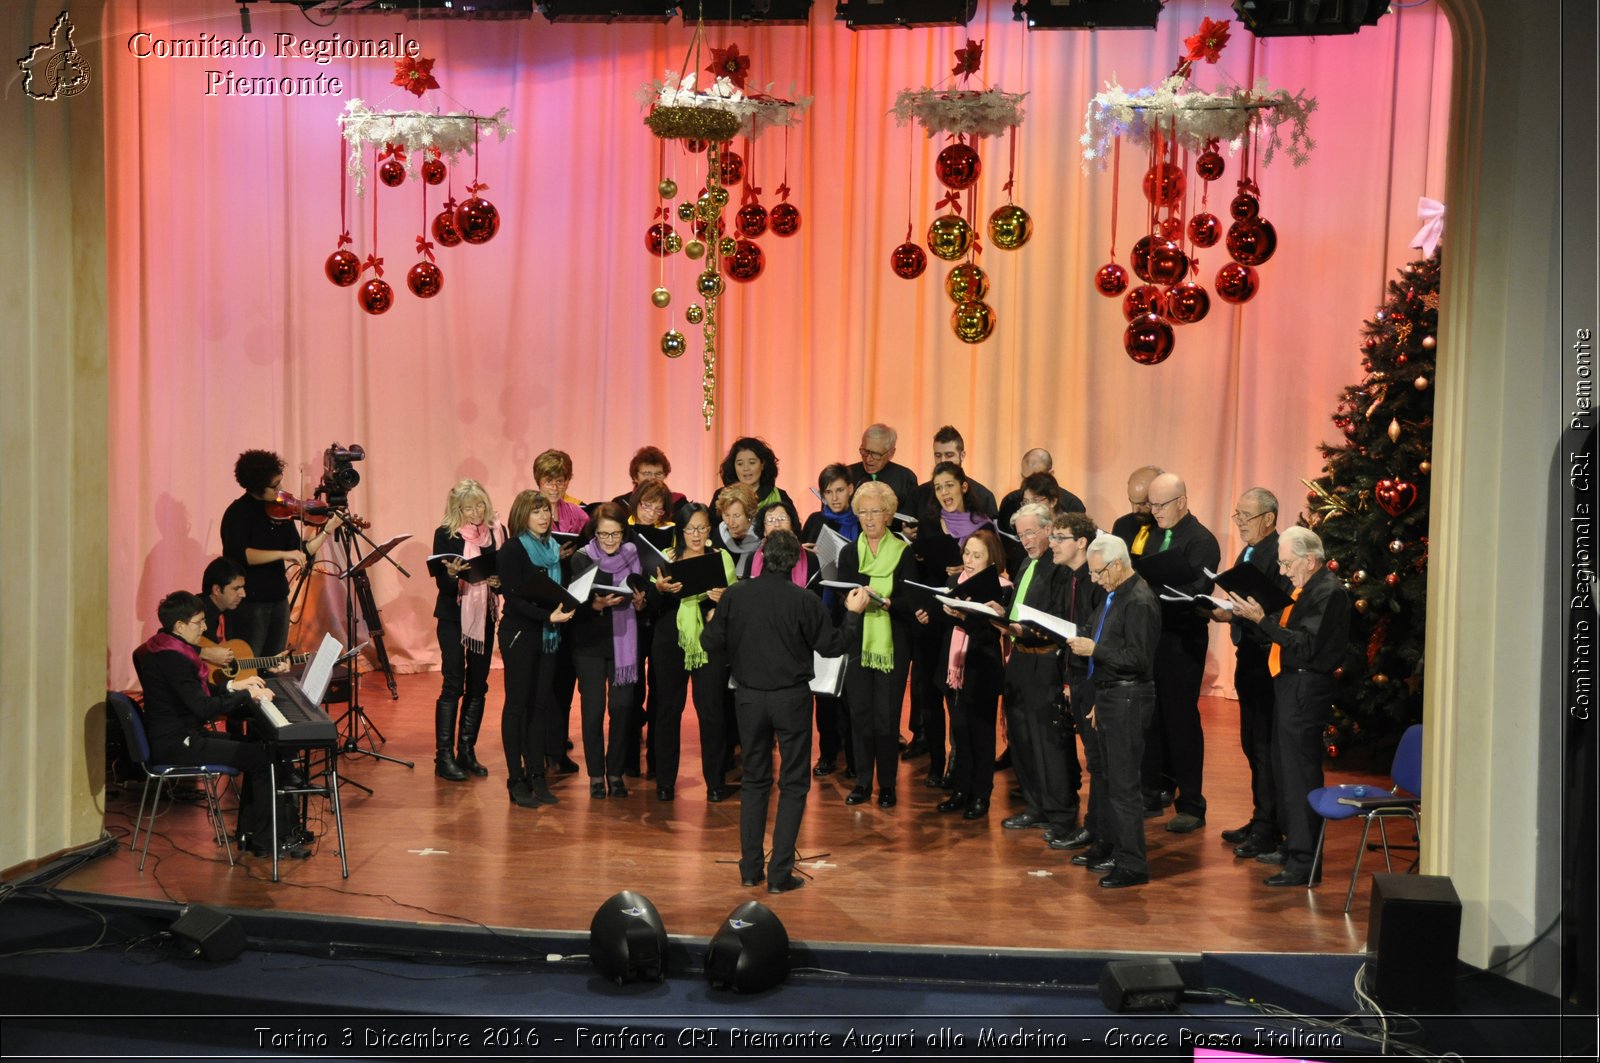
{"left": 936, "top": 527, "right": 1010, "bottom": 819}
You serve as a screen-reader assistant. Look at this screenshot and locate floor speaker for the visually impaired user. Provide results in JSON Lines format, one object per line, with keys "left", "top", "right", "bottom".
{"left": 170, "top": 904, "right": 246, "bottom": 962}
{"left": 1366, "top": 872, "right": 1460, "bottom": 1013}
{"left": 1097, "top": 958, "right": 1184, "bottom": 1012}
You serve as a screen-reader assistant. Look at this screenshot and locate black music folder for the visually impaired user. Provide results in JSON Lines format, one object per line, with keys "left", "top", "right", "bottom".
{"left": 913, "top": 531, "right": 964, "bottom": 575}
{"left": 1213, "top": 561, "right": 1294, "bottom": 612}
{"left": 1133, "top": 548, "right": 1201, "bottom": 588}
{"left": 630, "top": 523, "right": 677, "bottom": 553}
{"left": 427, "top": 552, "right": 496, "bottom": 584}
{"left": 512, "top": 568, "right": 584, "bottom": 613}
{"left": 669, "top": 552, "right": 730, "bottom": 597}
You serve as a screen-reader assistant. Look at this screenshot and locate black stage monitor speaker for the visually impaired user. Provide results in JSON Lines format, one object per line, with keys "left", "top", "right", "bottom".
{"left": 1098, "top": 958, "right": 1184, "bottom": 1012}
{"left": 589, "top": 890, "right": 669, "bottom": 984}
{"left": 1366, "top": 872, "right": 1461, "bottom": 1013}
{"left": 706, "top": 901, "right": 789, "bottom": 993}
{"left": 170, "top": 904, "right": 246, "bottom": 962}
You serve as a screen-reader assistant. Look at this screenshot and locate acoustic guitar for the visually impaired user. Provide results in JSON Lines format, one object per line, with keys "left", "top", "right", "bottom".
{"left": 198, "top": 636, "right": 313, "bottom": 684}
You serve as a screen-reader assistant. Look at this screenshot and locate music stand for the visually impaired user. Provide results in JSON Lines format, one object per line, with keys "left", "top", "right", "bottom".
{"left": 334, "top": 532, "right": 414, "bottom": 771}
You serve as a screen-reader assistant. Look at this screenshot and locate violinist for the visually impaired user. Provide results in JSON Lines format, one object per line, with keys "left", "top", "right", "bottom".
{"left": 220, "top": 450, "right": 342, "bottom": 658}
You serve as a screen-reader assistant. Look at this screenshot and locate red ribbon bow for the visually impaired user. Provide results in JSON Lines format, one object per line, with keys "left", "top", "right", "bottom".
{"left": 361, "top": 254, "right": 384, "bottom": 278}
{"left": 415, "top": 236, "right": 436, "bottom": 263}
{"left": 379, "top": 142, "right": 406, "bottom": 162}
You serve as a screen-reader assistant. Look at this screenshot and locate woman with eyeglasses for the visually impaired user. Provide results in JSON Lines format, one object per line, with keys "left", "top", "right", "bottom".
{"left": 496, "top": 490, "right": 576, "bottom": 808}
{"left": 752, "top": 501, "right": 812, "bottom": 585}
{"left": 569, "top": 502, "right": 647, "bottom": 799}
{"left": 645, "top": 503, "right": 738, "bottom": 802}
{"left": 838, "top": 480, "right": 918, "bottom": 808}
{"left": 718, "top": 436, "right": 793, "bottom": 514}
{"left": 937, "top": 527, "right": 1011, "bottom": 819}
{"left": 623, "top": 478, "right": 678, "bottom": 780}
{"left": 800, "top": 463, "right": 858, "bottom": 780}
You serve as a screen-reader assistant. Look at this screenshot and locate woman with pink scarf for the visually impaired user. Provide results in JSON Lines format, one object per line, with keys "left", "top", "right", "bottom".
{"left": 426, "top": 480, "right": 504, "bottom": 782}
{"left": 937, "top": 527, "right": 1010, "bottom": 819}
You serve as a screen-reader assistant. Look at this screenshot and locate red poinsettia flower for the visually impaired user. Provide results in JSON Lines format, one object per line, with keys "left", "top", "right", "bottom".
{"left": 1183, "top": 18, "right": 1231, "bottom": 64}
{"left": 393, "top": 55, "right": 440, "bottom": 97}
{"left": 706, "top": 44, "right": 751, "bottom": 91}
{"left": 952, "top": 39, "right": 983, "bottom": 80}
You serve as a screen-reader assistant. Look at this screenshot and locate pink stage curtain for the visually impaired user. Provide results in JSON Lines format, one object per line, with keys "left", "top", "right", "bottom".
{"left": 104, "top": 0, "right": 1452, "bottom": 691}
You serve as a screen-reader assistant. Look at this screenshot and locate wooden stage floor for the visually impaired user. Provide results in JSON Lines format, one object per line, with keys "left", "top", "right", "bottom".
{"left": 70, "top": 671, "right": 1395, "bottom": 958}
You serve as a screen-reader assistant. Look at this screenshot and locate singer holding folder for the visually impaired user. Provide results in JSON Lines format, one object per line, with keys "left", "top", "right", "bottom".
{"left": 569, "top": 503, "right": 647, "bottom": 799}
{"left": 799, "top": 464, "right": 858, "bottom": 780}
{"left": 937, "top": 527, "right": 1011, "bottom": 819}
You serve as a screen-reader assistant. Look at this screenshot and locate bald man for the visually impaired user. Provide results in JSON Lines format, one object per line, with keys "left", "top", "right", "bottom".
{"left": 997, "top": 448, "right": 1054, "bottom": 531}
{"left": 1139, "top": 472, "right": 1220, "bottom": 834}
{"left": 1111, "top": 465, "right": 1163, "bottom": 558}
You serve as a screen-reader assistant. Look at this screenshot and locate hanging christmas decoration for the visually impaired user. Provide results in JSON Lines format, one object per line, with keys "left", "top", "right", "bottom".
{"left": 1082, "top": 15, "right": 1316, "bottom": 364}
{"left": 407, "top": 178, "right": 443, "bottom": 299}
{"left": 892, "top": 40, "right": 1028, "bottom": 344}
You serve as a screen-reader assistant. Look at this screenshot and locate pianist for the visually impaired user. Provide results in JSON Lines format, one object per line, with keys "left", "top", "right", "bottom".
{"left": 133, "top": 591, "right": 310, "bottom": 859}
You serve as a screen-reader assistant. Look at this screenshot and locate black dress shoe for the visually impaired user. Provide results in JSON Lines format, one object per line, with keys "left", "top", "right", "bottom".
{"left": 706, "top": 787, "right": 730, "bottom": 803}
{"left": 1166, "top": 813, "right": 1205, "bottom": 834}
{"left": 1002, "top": 811, "right": 1044, "bottom": 829}
{"left": 1255, "top": 848, "right": 1287, "bottom": 865}
{"left": 1100, "top": 868, "right": 1149, "bottom": 889}
{"left": 589, "top": 780, "right": 606, "bottom": 799}
{"left": 1220, "top": 823, "right": 1253, "bottom": 844}
{"left": 844, "top": 786, "right": 870, "bottom": 805}
{"left": 242, "top": 836, "right": 311, "bottom": 860}
{"left": 741, "top": 872, "right": 765, "bottom": 887}
{"left": 936, "top": 792, "right": 969, "bottom": 813}
{"left": 550, "top": 755, "right": 580, "bottom": 775}
{"left": 1048, "top": 827, "right": 1094, "bottom": 851}
{"left": 1233, "top": 836, "right": 1279, "bottom": 859}
{"left": 962, "top": 796, "right": 990, "bottom": 819}
{"left": 656, "top": 786, "right": 675, "bottom": 802}
{"left": 841, "top": 766, "right": 858, "bottom": 780}
{"left": 607, "top": 777, "right": 629, "bottom": 798}
{"left": 877, "top": 791, "right": 897, "bottom": 808}
{"left": 1072, "top": 844, "right": 1113, "bottom": 866}
{"left": 923, "top": 771, "right": 945, "bottom": 789}
{"left": 1088, "top": 856, "right": 1117, "bottom": 873}
{"left": 812, "top": 759, "right": 836, "bottom": 777}
{"left": 902, "top": 738, "right": 926, "bottom": 759}
{"left": 767, "top": 874, "right": 805, "bottom": 894}
{"left": 1264, "top": 870, "right": 1316, "bottom": 887}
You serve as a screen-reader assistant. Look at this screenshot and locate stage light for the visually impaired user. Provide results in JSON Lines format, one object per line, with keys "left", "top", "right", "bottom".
{"left": 835, "top": 0, "right": 976, "bottom": 29}
{"left": 589, "top": 891, "right": 669, "bottom": 984}
{"left": 1012, "top": 0, "right": 1161, "bottom": 30}
{"left": 1231, "top": 0, "right": 1390, "bottom": 37}
{"left": 539, "top": 0, "right": 674, "bottom": 21}
{"left": 702, "top": 0, "right": 813, "bottom": 25}
{"left": 705, "top": 901, "right": 789, "bottom": 993}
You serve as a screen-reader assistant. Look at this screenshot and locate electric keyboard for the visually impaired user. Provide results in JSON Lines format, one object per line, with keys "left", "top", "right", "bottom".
{"left": 258, "top": 676, "right": 337, "bottom": 745}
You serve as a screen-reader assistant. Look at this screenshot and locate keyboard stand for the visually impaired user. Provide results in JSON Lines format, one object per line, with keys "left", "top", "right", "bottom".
{"left": 265, "top": 742, "right": 349, "bottom": 883}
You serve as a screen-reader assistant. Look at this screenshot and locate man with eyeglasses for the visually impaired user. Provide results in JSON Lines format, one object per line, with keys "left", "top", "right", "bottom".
{"left": 1228, "top": 527, "right": 1351, "bottom": 887}
{"left": 845, "top": 423, "right": 919, "bottom": 513}
{"left": 1212, "top": 488, "right": 1294, "bottom": 862}
{"left": 1140, "top": 472, "right": 1221, "bottom": 835}
{"left": 1065, "top": 535, "right": 1162, "bottom": 888}
{"left": 1046, "top": 513, "right": 1104, "bottom": 854}
{"left": 1111, "top": 465, "right": 1164, "bottom": 558}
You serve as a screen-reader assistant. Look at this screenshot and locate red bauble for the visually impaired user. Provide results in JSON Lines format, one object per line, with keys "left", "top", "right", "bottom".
{"left": 1229, "top": 192, "right": 1260, "bottom": 221}
{"left": 378, "top": 159, "right": 407, "bottom": 188}
{"left": 1214, "top": 262, "right": 1260, "bottom": 303}
{"left": 1123, "top": 284, "right": 1168, "bottom": 321}
{"left": 726, "top": 239, "right": 764, "bottom": 282}
{"left": 1157, "top": 215, "right": 1183, "bottom": 241}
{"left": 1226, "top": 218, "right": 1278, "bottom": 266}
{"left": 769, "top": 202, "right": 801, "bottom": 236}
{"left": 1327, "top": 559, "right": 1340, "bottom": 572}
{"left": 685, "top": 138, "right": 708, "bottom": 154}
{"left": 935, "top": 142, "right": 982, "bottom": 191}
{"left": 1188, "top": 212, "right": 1222, "bottom": 248}
{"left": 891, "top": 241, "right": 927, "bottom": 280}
{"left": 432, "top": 208, "right": 463, "bottom": 248}
{"left": 358, "top": 277, "right": 393, "bottom": 315}
{"left": 1130, "top": 235, "right": 1156, "bottom": 282}
{"left": 719, "top": 150, "right": 744, "bottom": 186}
{"left": 1124, "top": 312, "right": 1176, "bottom": 365}
{"left": 1142, "top": 163, "right": 1185, "bottom": 207}
{"left": 1165, "top": 281, "right": 1211, "bottom": 324}
{"left": 454, "top": 196, "right": 500, "bottom": 244}
{"left": 1146, "top": 241, "right": 1190, "bottom": 285}
{"left": 1094, "top": 262, "right": 1129, "bottom": 297}
{"left": 645, "top": 222, "right": 677, "bottom": 256}
{"left": 421, "top": 158, "right": 447, "bottom": 185}
{"left": 325, "top": 249, "right": 361, "bottom": 287}
{"left": 1385, "top": 573, "right": 1400, "bottom": 587}
{"left": 1374, "top": 478, "right": 1418, "bottom": 516}
{"left": 692, "top": 213, "right": 727, "bottom": 239}
{"left": 407, "top": 261, "right": 443, "bottom": 298}
{"left": 1195, "top": 149, "right": 1225, "bottom": 181}
{"left": 736, "top": 203, "right": 768, "bottom": 238}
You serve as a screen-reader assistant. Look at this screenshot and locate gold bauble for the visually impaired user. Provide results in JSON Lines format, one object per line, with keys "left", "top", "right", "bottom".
{"left": 686, "top": 304, "right": 705, "bottom": 325}
{"left": 697, "top": 270, "right": 725, "bottom": 297}
{"left": 661, "top": 329, "right": 687, "bottom": 358}
{"left": 1419, "top": 460, "right": 1432, "bottom": 475}
{"left": 1387, "top": 418, "right": 1401, "bottom": 443}
{"left": 658, "top": 178, "right": 678, "bottom": 199}
{"left": 719, "top": 237, "right": 737, "bottom": 258}
{"left": 651, "top": 287, "right": 671, "bottom": 309}
{"left": 709, "top": 186, "right": 730, "bottom": 207}
{"left": 663, "top": 232, "right": 682, "bottom": 255}
{"left": 951, "top": 300, "right": 995, "bottom": 344}
{"left": 927, "top": 215, "right": 973, "bottom": 262}
{"left": 685, "top": 239, "right": 706, "bottom": 260}
{"left": 1414, "top": 375, "right": 1430, "bottom": 391}
{"left": 676, "top": 201, "right": 696, "bottom": 221}
{"left": 987, "top": 204, "right": 1034, "bottom": 250}
{"left": 945, "top": 263, "right": 989, "bottom": 304}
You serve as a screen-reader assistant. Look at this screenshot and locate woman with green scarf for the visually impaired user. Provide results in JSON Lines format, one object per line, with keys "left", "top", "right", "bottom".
{"left": 645, "top": 503, "right": 739, "bottom": 803}
{"left": 838, "top": 480, "right": 919, "bottom": 808}
{"left": 718, "top": 436, "right": 794, "bottom": 514}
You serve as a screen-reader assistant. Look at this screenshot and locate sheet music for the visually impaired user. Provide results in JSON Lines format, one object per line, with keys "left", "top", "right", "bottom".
{"left": 815, "top": 524, "right": 849, "bottom": 582}
{"left": 1017, "top": 603, "right": 1076, "bottom": 640}
{"left": 300, "top": 633, "right": 344, "bottom": 704}
{"left": 567, "top": 564, "right": 600, "bottom": 602}
{"left": 936, "top": 595, "right": 1004, "bottom": 617}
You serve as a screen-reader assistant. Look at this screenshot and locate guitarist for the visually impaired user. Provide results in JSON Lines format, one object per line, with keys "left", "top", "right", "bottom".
{"left": 198, "top": 557, "right": 246, "bottom": 671}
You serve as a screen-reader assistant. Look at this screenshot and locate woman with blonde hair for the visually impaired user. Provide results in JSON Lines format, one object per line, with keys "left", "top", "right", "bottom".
{"left": 426, "top": 479, "right": 504, "bottom": 781}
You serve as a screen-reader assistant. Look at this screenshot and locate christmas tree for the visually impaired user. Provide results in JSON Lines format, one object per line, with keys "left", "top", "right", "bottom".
{"left": 1304, "top": 249, "right": 1439, "bottom": 757}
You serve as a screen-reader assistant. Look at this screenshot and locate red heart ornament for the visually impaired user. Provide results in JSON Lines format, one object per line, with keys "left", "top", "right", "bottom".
{"left": 1374, "top": 479, "right": 1417, "bottom": 516}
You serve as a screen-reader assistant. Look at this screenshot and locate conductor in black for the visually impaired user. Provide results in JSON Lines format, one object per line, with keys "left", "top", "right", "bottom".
{"left": 703, "top": 530, "right": 869, "bottom": 893}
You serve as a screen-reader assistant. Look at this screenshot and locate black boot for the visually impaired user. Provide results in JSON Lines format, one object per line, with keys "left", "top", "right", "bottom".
{"left": 435, "top": 699, "right": 467, "bottom": 781}
{"left": 457, "top": 698, "right": 489, "bottom": 777}
{"left": 507, "top": 777, "right": 540, "bottom": 808}
{"left": 528, "top": 777, "right": 559, "bottom": 805}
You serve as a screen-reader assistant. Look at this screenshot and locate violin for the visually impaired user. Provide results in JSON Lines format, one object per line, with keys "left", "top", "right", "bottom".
{"left": 265, "top": 490, "right": 370, "bottom": 530}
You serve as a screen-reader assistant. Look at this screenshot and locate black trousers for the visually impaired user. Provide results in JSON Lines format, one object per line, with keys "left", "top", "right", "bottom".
{"left": 908, "top": 626, "right": 947, "bottom": 764}
{"left": 1094, "top": 681, "right": 1157, "bottom": 876}
{"left": 1004, "top": 650, "right": 1075, "bottom": 830}
{"left": 623, "top": 621, "right": 655, "bottom": 774}
{"left": 155, "top": 732, "right": 278, "bottom": 840}
{"left": 499, "top": 628, "right": 554, "bottom": 781}
{"left": 947, "top": 648, "right": 1002, "bottom": 800}
{"left": 736, "top": 685, "right": 814, "bottom": 882}
{"left": 813, "top": 692, "right": 851, "bottom": 768}
{"left": 845, "top": 654, "right": 910, "bottom": 794}
{"left": 231, "top": 598, "right": 290, "bottom": 658}
{"left": 1272, "top": 671, "right": 1333, "bottom": 873}
{"left": 573, "top": 652, "right": 636, "bottom": 780}
{"left": 1147, "top": 625, "right": 1208, "bottom": 818}
{"left": 1235, "top": 646, "right": 1280, "bottom": 842}
{"left": 437, "top": 613, "right": 495, "bottom": 705}
{"left": 648, "top": 636, "right": 730, "bottom": 791}
{"left": 1068, "top": 672, "right": 1106, "bottom": 841}
{"left": 546, "top": 642, "right": 578, "bottom": 758}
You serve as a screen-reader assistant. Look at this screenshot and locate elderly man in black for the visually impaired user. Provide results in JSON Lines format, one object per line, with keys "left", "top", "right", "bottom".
{"left": 1212, "top": 488, "right": 1293, "bottom": 861}
{"left": 703, "top": 531, "right": 869, "bottom": 894}
{"left": 1140, "top": 472, "right": 1221, "bottom": 834}
{"left": 1230, "top": 526, "right": 1352, "bottom": 887}
{"left": 1066, "top": 535, "right": 1162, "bottom": 888}
{"left": 845, "top": 423, "right": 920, "bottom": 505}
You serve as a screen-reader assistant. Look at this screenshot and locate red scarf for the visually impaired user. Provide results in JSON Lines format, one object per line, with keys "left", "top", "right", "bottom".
{"left": 144, "top": 631, "right": 206, "bottom": 682}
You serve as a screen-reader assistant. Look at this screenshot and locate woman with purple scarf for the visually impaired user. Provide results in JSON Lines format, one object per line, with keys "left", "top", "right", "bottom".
{"left": 569, "top": 502, "right": 646, "bottom": 798}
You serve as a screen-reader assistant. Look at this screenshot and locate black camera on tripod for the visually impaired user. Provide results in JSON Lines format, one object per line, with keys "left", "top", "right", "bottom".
{"left": 316, "top": 442, "right": 364, "bottom": 510}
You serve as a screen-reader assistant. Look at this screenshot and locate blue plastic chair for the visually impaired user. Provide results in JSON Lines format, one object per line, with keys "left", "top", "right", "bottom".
{"left": 1307, "top": 723, "right": 1423, "bottom": 911}
{"left": 108, "top": 691, "right": 240, "bottom": 871}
